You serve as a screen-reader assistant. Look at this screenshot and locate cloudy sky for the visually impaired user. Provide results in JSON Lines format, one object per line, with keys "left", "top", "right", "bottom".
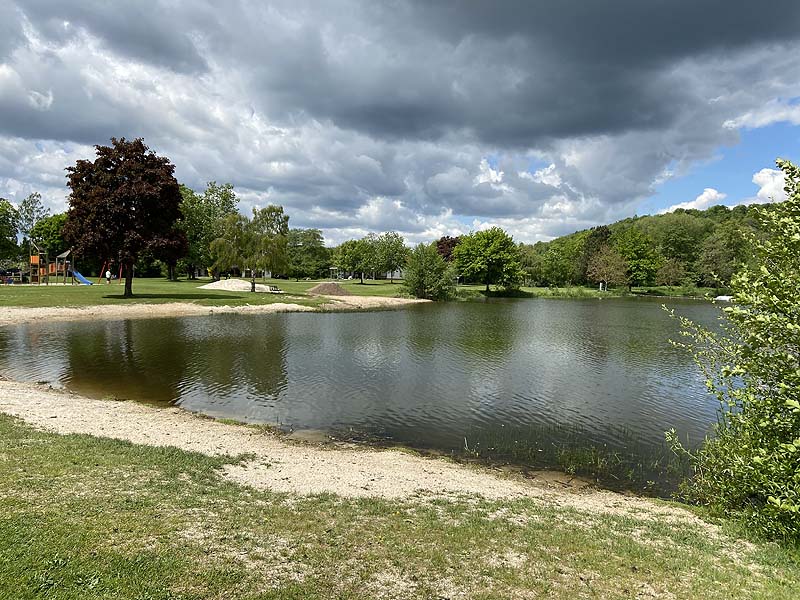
{"left": 1, "top": 1, "right": 798, "bottom": 245}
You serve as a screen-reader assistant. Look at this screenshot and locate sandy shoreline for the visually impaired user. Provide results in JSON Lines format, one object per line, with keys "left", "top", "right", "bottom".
{"left": 0, "top": 295, "right": 429, "bottom": 326}
{"left": 0, "top": 378, "right": 709, "bottom": 527}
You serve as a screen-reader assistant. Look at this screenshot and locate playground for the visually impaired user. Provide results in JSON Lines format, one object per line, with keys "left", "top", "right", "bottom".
{"left": 4, "top": 242, "right": 98, "bottom": 286}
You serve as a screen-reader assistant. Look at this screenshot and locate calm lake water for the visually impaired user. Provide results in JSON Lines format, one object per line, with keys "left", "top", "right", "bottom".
{"left": 0, "top": 297, "right": 722, "bottom": 492}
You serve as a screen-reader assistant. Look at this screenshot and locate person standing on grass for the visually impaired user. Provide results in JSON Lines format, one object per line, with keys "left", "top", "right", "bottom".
{"left": 105, "top": 269, "right": 111, "bottom": 284}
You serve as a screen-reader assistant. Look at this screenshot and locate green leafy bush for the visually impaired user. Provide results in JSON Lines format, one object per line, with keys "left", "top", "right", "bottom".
{"left": 668, "top": 158, "right": 800, "bottom": 541}
{"left": 403, "top": 242, "right": 456, "bottom": 300}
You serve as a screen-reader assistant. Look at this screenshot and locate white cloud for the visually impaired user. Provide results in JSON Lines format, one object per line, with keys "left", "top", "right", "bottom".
{"left": 660, "top": 188, "right": 727, "bottom": 214}
{"left": 723, "top": 99, "right": 800, "bottom": 129}
{"left": 750, "top": 168, "right": 787, "bottom": 204}
{"left": 519, "top": 163, "right": 562, "bottom": 187}
{"left": 473, "top": 158, "right": 504, "bottom": 185}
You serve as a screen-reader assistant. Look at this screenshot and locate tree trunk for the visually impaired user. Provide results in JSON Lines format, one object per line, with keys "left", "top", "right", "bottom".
{"left": 485, "top": 280, "right": 490, "bottom": 292}
{"left": 123, "top": 259, "right": 134, "bottom": 298}
{"left": 251, "top": 275, "right": 256, "bottom": 293}
{"left": 360, "top": 272, "right": 364, "bottom": 284}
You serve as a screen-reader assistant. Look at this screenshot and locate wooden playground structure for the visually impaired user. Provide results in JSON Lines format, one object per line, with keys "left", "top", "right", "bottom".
{"left": 27, "top": 242, "right": 75, "bottom": 285}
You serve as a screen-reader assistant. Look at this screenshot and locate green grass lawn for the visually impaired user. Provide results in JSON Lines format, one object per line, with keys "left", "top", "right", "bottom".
{"left": 0, "top": 277, "right": 408, "bottom": 308}
{"left": 0, "top": 414, "right": 798, "bottom": 599}
{"left": 0, "top": 276, "right": 726, "bottom": 309}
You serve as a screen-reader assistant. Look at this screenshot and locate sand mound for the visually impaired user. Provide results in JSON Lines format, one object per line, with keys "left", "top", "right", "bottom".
{"left": 199, "top": 278, "right": 274, "bottom": 293}
{"left": 307, "top": 282, "right": 353, "bottom": 296}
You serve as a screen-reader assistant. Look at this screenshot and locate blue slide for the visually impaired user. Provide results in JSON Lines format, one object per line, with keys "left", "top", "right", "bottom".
{"left": 73, "top": 270, "right": 94, "bottom": 285}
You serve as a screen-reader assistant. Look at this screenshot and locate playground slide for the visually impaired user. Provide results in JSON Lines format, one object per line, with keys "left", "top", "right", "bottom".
{"left": 73, "top": 270, "right": 94, "bottom": 285}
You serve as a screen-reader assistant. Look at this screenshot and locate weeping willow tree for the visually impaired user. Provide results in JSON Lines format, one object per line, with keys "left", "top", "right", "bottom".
{"left": 210, "top": 206, "right": 289, "bottom": 292}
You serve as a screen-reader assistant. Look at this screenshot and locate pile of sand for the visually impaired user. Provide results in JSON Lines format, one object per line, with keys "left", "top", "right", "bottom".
{"left": 199, "top": 278, "right": 275, "bottom": 293}
{"left": 307, "top": 281, "right": 352, "bottom": 296}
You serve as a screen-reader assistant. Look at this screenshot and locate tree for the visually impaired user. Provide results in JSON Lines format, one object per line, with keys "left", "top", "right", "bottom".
{"left": 251, "top": 205, "right": 290, "bottom": 277}
{"left": 579, "top": 225, "right": 612, "bottom": 282}
{"left": 377, "top": 231, "right": 408, "bottom": 282}
{"left": 334, "top": 238, "right": 370, "bottom": 283}
{"left": 586, "top": 245, "right": 628, "bottom": 290}
{"left": 63, "top": 138, "right": 184, "bottom": 298}
{"left": 29, "top": 213, "right": 69, "bottom": 257}
{"left": 210, "top": 206, "right": 289, "bottom": 292}
{"left": 0, "top": 198, "right": 19, "bottom": 262}
{"left": 541, "top": 238, "right": 582, "bottom": 286}
{"left": 454, "top": 227, "right": 524, "bottom": 292}
{"left": 613, "top": 228, "right": 661, "bottom": 289}
{"left": 403, "top": 242, "right": 456, "bottom": 300}
{"left": 149, "top": 228, "right": 189, "bottom": 281}
{"left": 17, "top": 192, "right": 50, "bottom": 241}
{"left": 641, "top": 211, "right": 712, "bottom": 265}
{"left": 179, "top": 182, "right": 239, "bottom": 279}
{"left": 696, "top": 221, "right": 750, "bottom": 287}
{"left": 435, "top": 236, "right": 460, "bottom": 262}
{"left": 669, "top": 158, "right": 800, "bottom": 541}
{"left": 287, "top": 228, "right": 329, "bottom": 280}
{"left": 656, "top": 258, "right": 686, "bottom": 288}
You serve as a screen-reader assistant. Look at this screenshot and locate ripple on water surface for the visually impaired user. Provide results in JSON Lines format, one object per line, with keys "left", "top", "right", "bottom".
{"left": 0, "top": 297, "right": 721, "bottom": 488}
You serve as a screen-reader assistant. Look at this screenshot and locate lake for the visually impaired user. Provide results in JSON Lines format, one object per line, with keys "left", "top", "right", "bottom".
{"left": 0, "top": 297, "right": 722, "bottom": 493}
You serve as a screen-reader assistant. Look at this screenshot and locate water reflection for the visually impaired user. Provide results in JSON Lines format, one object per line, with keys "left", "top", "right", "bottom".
{"left": 0, "top": 297, "right": 721, "bottom": 491}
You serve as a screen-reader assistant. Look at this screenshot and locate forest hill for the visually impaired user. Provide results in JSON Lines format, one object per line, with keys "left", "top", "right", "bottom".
{"left": 516, "top": 203, "right": 758, "bottom": 289}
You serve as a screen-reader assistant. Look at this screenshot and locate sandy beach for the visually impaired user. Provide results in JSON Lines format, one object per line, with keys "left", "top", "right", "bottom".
{"left": 0, "top": 295, "right": 429, "bottom": 327}
{"left": 0, "top": 378, "right": 710, "bottom": 528}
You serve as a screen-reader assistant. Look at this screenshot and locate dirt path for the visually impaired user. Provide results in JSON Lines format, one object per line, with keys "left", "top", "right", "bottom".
{"left": 0, "top": 296, "right": 429, "bottom": 326}
{"left": 0, "top": 380, "right": 708, "bottom": 527}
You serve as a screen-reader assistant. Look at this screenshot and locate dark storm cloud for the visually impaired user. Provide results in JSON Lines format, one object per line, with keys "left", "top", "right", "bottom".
{"left": 18, "top": 0, "right": 207, "bottom": 73}
{"left": 219, "top": 0, "right": 800, "bottom": 146}
{"left": 2, "top": 1, "right": 799, "bottom": 243}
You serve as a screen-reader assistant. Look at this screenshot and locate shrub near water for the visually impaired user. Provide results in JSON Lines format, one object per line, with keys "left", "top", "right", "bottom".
{"left": 403, "top": 242, "right": 456, "bottom": 300}
{"left": 669, "top": 158, "right": 800, "bottom": 541}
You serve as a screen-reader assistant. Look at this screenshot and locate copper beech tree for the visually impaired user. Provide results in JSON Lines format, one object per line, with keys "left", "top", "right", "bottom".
{"left": 63, "top": 138, "right": 184, "bottom": 297}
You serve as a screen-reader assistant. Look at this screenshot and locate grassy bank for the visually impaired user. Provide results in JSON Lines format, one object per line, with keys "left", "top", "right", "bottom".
{"left": 457, "top": 284, "right": 727, "bottom": 300}
{"left": 0, "top": 277, "right": 725, "bottom": 309}
{"left": 0, "top": 277, "right": 406, "bottom": 309}
{"left": 1, "top": 413, "right": 798, "bottom": 599}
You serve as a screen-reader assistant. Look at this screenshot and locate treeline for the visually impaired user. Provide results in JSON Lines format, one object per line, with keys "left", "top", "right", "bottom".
{"left": 519, "top": 204, "right": 760, "bottom": 289}
{"left": 0, "top": 136, "right": 764, "bottom": 296}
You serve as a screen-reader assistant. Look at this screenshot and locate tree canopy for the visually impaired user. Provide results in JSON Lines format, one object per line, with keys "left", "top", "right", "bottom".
{"left": 613, "top": 227, "right": 661, "bottom": 288}
{"left": 17, "top": 192, "right": 49, "bottom": 242}
{"left": 521, "top": 203, "right": 759, "bottom": 289}
{"left": 435, "top": 236, "right": 460, "bottom": 262}
{"left": 586, "top": 245, "right": 628, "bottom": 289}
{"left": 30, "top": 213, "right": 69, "bottom": 257}
{"left": 453, "top": 227, "right": 524, "bottom": 291}
{"left": 334, "top": 238, "right": 370, "bottom": 283}
{"left": 63, "top": 137, "right": 184, "bottom": 297}
{"left": 377, "top": 231, "right": 409, "bottom": 282}
{"left": 403, "top": 242, "right": 456, "bottom": 300}
{"left": 210, "top": 206, "right": 289, "bottom": 291}
{"left": 0, "top": 198, "right": 19, "bottom": 263}
{"left": 179, "top": 182, "right": 239, "bottom": 278}
{"left": 286, "top": 228, "right": 329, "bottom": 280}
